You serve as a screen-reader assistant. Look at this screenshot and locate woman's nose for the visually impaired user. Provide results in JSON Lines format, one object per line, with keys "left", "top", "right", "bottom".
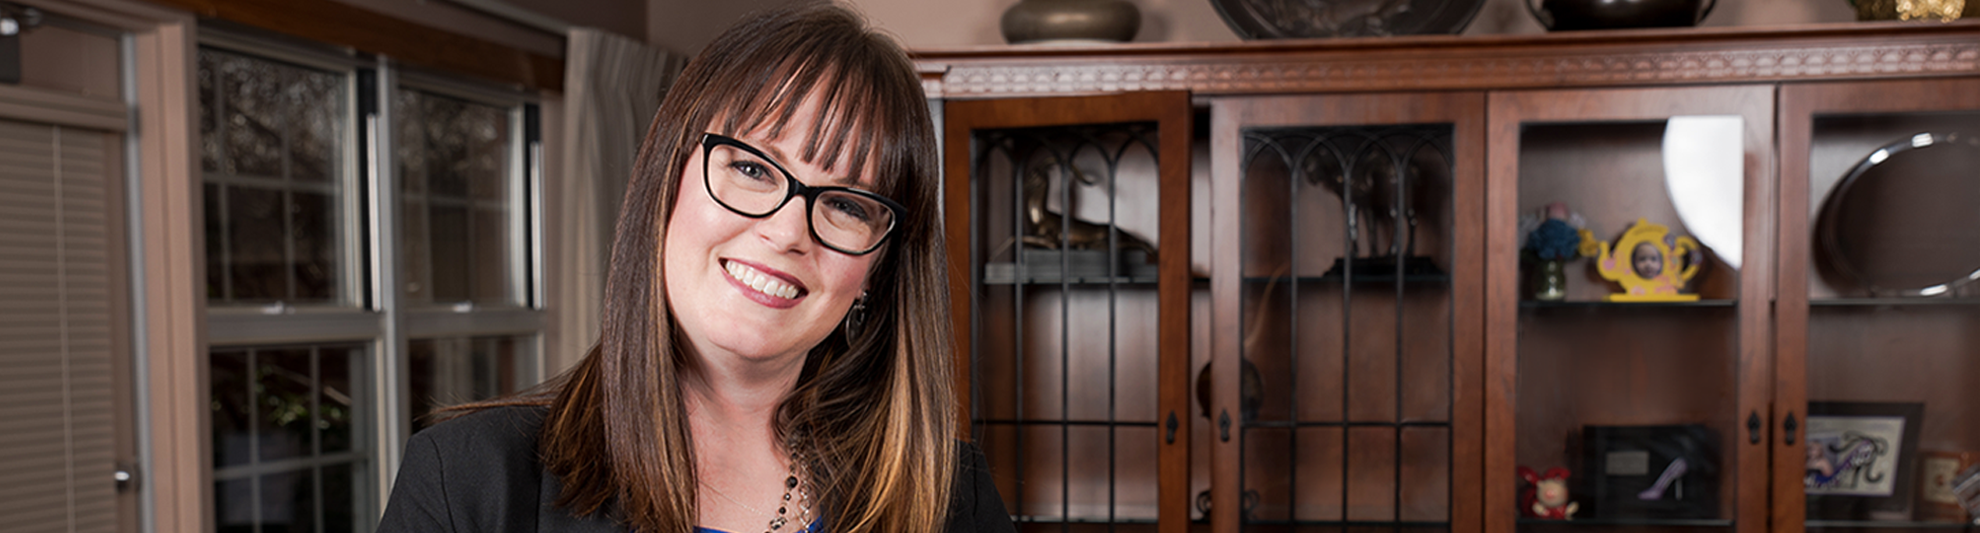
{"left": 756, "top": 196, "right": 814, "bottom": 252}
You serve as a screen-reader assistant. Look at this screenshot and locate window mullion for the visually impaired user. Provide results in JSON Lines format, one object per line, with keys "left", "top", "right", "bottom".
{"left": 364, "top": 59, "right": 411, "bottom": 515}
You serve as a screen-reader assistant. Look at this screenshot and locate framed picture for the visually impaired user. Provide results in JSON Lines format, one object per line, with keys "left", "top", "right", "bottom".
{"left": 1805, "top": 401, "right": 1925, "bottom": 521}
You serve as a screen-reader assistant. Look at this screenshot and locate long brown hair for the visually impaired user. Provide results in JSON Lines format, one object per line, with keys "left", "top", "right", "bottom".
{"left": 528, "top": 3, "right": 956, "bottom": 533}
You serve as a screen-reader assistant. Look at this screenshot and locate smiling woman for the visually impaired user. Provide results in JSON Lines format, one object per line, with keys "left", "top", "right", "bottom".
{"left": 375, "top": 3, "right": 1015, "bottom": 533}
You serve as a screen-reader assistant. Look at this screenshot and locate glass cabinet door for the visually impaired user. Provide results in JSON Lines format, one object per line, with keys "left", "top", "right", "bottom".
{"left": 943, "top": 92, "right": 1194, "bottom": 533}
{"left": 1484, "top": 87, "right": 1774, "bottom": 533}
{"left": 1778, "top": 77, "right": 1980, "bottom": 533}
{"left": 1210, "top": 93, "right": 1485, "bottom": 533}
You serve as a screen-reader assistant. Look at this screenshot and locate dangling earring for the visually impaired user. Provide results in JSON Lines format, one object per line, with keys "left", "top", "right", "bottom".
{"left": 842, "top": 291, "right": 869, "bottom": 342}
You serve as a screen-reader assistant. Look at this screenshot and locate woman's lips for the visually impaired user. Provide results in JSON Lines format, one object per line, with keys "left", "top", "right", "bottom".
{"left": 723, "top": 259, "right": 806, "bottom": 307}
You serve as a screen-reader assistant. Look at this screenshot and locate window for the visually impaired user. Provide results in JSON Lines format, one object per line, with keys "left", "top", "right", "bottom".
{"left": 394, "top": 87, "right": 526, "bottom": 307}
{"left": 200, "top": 38, "right": 544, "bottom": 532}
{"left": 200, "top": 47, "right": 353, "bottom": 306}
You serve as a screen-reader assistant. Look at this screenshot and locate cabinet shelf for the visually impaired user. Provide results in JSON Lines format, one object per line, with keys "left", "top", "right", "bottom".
{"left": 1805, "top": 521, "right": 1980, "bottom": 530}
{"left": 974, "top": 419, "right": 1160, "bottom": 428}
{"left": 981, "top": 273, "right": 1160, "bottom": 286}
{"left": 983, "top": 249, "right": 1160, "bottom": 286}
{"left": 1240, "top": 274, "right": 1454, "bottom": 285}
{"left": 982, "top": 263, "right": 1159, "bottom": 286}
{"left": 1014, "top": 516, "right": 1159, "bottom": 525}
{"left": 1520, "top": 299, "right": 1737, "bottom": 309}
{"left": 1243, "top": 420, "right": 1452, "bottom": 429}
{"left": 1243, "top": 519, "right": 1453, "bottom": 528}
{"left": 1810, "top": 297, "right": 1980, "bottom": 308}
{"left": 1518, "top": 518, "right": 1736, "bottom": 528}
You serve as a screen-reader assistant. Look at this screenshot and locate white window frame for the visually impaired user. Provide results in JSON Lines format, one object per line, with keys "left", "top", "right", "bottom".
{"left": 196, "top": 31, "right": 546, "bottom": 524}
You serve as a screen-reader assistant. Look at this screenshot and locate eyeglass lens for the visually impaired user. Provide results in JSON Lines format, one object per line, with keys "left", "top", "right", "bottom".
{"left": 704, "top": 141, "right": 896, "bottom": 253}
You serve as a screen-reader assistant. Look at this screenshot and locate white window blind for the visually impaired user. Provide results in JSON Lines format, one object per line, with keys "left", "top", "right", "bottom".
{"left": 0, "top": 118, "right": 118, "bottom": 533}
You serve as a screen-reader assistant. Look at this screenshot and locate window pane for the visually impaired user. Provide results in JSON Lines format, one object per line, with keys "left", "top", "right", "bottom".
{"left": 320, "top": 346, "right": 356, "bottom": 454}
{"left": 394, "top": 88, "right": 520, "bottom": 307}
{"left": 473, "top": 207, "right": 512, "bottom": 301}
{"left": 256, "top": 348, "right": 314, "bottom": 463}
{"left": 214, "top": 51, "right": 284, "bottom": 178}
{"left": 293, "top": 191, "right": 338, "bottom": 300}
{"left": 262, "top": 469, "right": 316, "bottom": 533}
{"left": 322, "top": 463, "right": 356, "bottom": 533}
{"left": 199, "top": 47, "right": 352, "bottom": 307}
{"left": 215, "top": 478, "right": 253, "bottom": 533}
{"left": 287, "top": 70, "right": 343, "bottom": 184}
{"left": 211, "top": 349, "right": 251, "bottom": 469}
{"left": 226, "top": 185, "right": 286, "bottom": 301}
{"left": 204, "top": 183, "right": 225, "bottom": 300}
{"left": 407, "top": 335, "right": 531, "bottom": 431}
{"left": 426, "top": 204, "right": 469, "bottom": 301}
{"left": 210, "top": 342, "right": 369, "bottom": 533}
{"left": 199, "top": 57, "right": 221, "bottom": 174}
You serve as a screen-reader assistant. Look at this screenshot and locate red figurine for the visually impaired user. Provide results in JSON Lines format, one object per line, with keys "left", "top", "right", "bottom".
{"left": 1518, "top": 466, "right": 1579, "bottom": 520}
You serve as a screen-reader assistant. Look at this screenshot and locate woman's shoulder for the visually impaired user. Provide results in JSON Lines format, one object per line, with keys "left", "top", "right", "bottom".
{"left": 382, "top": 405, "right": 572, "bottom": 531}
{"left": 408, "top": 404, "right": 549, "bottom": 461}
{"left": 947, "top": 439, "right": 1016, "bottom": 533}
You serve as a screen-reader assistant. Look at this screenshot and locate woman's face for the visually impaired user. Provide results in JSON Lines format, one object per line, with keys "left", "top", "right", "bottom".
{"left": 663, "top": 98, "right": 883, "bottom": 367}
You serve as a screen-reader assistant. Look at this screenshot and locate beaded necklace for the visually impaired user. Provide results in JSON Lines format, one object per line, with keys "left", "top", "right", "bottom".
{"left": 701, "top": 451, "right": 811, "bottom": 533}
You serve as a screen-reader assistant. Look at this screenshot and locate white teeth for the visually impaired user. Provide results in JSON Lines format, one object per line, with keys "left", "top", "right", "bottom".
{"left": 725, "top": 261, "right": 799, "bottom": 299}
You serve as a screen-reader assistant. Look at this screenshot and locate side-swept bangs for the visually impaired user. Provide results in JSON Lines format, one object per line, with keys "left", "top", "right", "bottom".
{"left": 691, "top": 10, "right": 933, "bottom": 216}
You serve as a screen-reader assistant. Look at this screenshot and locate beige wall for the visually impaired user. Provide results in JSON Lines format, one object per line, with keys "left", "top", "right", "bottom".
{"left": 646, "top": 0, "right": 788, "bottom": 57}
{"left": 842, "top": 0, "right": 1859, "bottom": 49}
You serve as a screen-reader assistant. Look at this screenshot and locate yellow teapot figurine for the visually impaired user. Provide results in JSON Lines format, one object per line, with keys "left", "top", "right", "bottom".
{"left": 1577, "top": 219, "right": 1702, "bottom": 302}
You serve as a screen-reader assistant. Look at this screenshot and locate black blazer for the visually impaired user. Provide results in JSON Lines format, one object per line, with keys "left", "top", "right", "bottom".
{"left": 376, "top": 406, "right": 1016, "bottom": 533}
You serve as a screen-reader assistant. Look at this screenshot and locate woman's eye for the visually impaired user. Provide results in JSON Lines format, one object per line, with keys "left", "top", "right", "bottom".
{"left": 825, "top": 197, "right": 873, "bottom": 222}
{"left": 729, "top": 161, "right": 777, "bottom": 183}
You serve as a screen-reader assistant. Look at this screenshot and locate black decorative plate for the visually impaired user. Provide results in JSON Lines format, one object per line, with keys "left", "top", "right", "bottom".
{"left": 1210, "top": 0, "right": 1487, "bottom": 39}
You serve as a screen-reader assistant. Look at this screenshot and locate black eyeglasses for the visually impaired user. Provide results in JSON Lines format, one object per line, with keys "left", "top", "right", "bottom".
{"left": 700, "top": 133, "right": 906, "bottom": 255}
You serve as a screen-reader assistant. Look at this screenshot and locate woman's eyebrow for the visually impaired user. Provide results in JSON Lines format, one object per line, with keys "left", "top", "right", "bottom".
{"left": 756, "top": 135, "right": 867, "bottom": 187}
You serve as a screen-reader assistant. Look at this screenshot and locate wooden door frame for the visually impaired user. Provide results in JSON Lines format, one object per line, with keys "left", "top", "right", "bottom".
{"left": 941, "top": 91, "right": 1193, "bottom": 533}
{"left": 1774, "top": 75, "right": 1980, "bottom": 533}
{"left": 1482, "top": 85, "right": 1777, "bottom": 533}
{"left": 1207, "top": 91, "right": 1486, "bottom": 533}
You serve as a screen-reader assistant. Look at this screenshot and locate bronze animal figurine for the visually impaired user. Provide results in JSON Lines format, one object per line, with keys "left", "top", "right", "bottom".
{"left": 1020, "top": 159, "right": 1157, "bottom": 262}
{"left": 1305, "top": 146, "right": 1424, "bottom": 260}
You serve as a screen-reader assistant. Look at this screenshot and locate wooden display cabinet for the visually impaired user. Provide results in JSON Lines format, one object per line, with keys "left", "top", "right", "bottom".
{"left": 919, "top": 20, "right": 1980, "bottom": 533}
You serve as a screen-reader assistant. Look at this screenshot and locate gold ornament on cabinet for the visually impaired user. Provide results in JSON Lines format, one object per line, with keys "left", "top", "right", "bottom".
{"left": 1577, "top": 219, "right": 1704, "bottom": 302}
{"left": 1853, "top": 0, "right": 1971, "bottom": 21}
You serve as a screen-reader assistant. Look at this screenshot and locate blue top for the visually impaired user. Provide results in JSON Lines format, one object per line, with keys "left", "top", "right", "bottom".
{"left": 696, "top": 521, "right": 822, "bottom": 533}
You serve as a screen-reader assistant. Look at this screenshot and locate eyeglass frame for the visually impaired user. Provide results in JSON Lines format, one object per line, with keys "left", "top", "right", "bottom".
{"left": 699, "top": 132, "right": 908, "bottom": 256}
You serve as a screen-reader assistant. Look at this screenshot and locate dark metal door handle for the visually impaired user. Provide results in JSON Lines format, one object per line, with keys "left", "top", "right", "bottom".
{"left": 1747, "top": 411, "right": 1762, "bottom": 445}
{"left": 1218, "top": 409, "right": 1232, "bottom": 442}
{"left": 1166, "top": 411, "right": 1179, "bottom": 444}
{"left": 1784, "top": 412, "right": 1799, "bottom": 446}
